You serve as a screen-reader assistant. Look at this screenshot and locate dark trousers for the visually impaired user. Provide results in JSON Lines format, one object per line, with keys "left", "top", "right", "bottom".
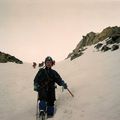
{"left": 38, "top": 89, "right": 55, "bottom": 116}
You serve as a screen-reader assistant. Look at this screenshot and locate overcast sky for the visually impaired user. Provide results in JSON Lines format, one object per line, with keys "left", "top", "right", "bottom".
{"left": 0, "top": 0, "right": 120, "bottom": 63}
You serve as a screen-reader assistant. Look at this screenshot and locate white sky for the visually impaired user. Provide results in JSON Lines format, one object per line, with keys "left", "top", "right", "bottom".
{"left": 0, "top": 0, "right": 120, "bottom": 62}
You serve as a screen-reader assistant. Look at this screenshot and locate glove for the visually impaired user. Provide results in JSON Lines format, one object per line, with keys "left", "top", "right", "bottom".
{"left": 34, "top": 83, "right": 40, "bottom": 92}
{"left": 62, "top": 83, "right": 67, "bottom": 89}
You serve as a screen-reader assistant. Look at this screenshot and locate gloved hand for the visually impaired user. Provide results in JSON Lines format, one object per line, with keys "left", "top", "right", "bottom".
{"left": 62, "top": 83, "right": 68, "bottom": 89}
{"left": 34, "top": 83, "right": 40, "bottom": 91}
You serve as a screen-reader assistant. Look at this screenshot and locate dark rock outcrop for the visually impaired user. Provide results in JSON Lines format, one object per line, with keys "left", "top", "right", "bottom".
{"left": 94, "top": 43, "right": 103, "bottom": 51}
{"left": 70, "top": 52, "right": 83, "bottom": 61}
{"left": 0, "top": 51, "right": 23, "bottom": 64}
{"left": 101, "top": 45, "right": 111, "bottom": 52}
{"left": 111, "top": 44, "right": 119, "bottom": 51}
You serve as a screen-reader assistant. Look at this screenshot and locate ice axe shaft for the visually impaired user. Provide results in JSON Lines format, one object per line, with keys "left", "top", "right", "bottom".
{"left": 67, "top": 88, "right": 74, "bottom": 97}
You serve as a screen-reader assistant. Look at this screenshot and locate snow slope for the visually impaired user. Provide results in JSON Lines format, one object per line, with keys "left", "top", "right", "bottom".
{"left": 0, "top": 46, "right": 120, "bottom": 120}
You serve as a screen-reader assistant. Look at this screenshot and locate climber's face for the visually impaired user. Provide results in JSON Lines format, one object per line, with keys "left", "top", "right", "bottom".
{"left": 45, "top": 61, "right": 53, "bottom": 68}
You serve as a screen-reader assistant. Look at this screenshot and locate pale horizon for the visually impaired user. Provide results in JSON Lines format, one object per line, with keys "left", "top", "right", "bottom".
{"left": 0, "top": 0, "right": 120, "bottom": 62}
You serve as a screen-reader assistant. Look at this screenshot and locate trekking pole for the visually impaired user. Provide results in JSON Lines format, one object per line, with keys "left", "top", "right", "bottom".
{"left": 36, "top": 93, "right": 39, "bottom": 120}
{"left": 67, "top": 88, "right": 74, "bottom": 97}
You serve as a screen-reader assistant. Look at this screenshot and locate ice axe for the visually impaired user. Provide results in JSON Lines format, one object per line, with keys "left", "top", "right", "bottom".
{"left": 62, "top": 86, "right": 74, "bottom": 97}
{"left": 67, "top": 88, "right": 74, "bottom": 97}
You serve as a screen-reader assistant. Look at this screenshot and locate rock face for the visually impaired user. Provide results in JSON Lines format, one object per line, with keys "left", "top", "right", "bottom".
{"left": 0, "top": 51, "right": 23, "bottom": 64}
{"left": 67, "top": 26, "right": 120, "bottom": 60}
{"left": 74, "top": 32, "right": 96, "bottom": 53}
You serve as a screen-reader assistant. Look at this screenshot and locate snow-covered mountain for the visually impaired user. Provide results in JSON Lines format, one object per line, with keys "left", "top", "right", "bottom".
{"left": 0, "top": 45, "right": 120, "bottom": 120}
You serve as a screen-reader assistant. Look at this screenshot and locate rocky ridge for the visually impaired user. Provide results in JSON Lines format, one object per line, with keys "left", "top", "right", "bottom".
{"left": 67, "top": 26, "right": 120, "bottom": 60}
{"left": 0, "top": 51, "right": 23, "bottom": 64}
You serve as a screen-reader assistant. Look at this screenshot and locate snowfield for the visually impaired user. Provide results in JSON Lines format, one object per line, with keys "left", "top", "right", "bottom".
{"left": 0, "top": 45, "right": 120, "bottom": 120}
